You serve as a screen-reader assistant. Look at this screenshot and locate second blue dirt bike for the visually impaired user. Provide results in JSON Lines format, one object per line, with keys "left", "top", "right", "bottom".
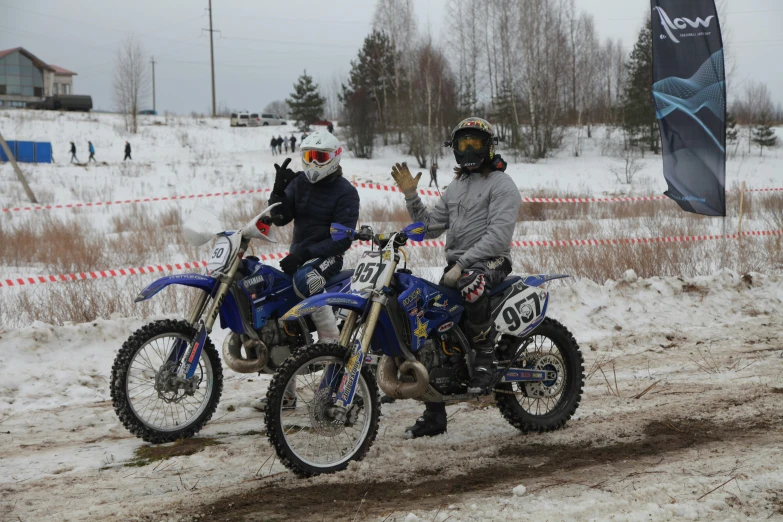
{"left": 265, "top": 222, "right": 585, "bottom": 477}
{"left": 110, "top": 204, "right": 353, "bottom": 443}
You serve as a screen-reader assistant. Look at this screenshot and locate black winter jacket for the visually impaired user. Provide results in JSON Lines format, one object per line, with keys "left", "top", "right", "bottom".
{"left": 269, "top": 170, "right": 360, "bottom": 259}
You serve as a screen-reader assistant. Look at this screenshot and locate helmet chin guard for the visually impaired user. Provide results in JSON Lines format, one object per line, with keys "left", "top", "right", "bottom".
{"left": 448, "top": 117, "right": 497, "bottom": 169}
{"left": 300, "top": 130, "right": 342, "bottom": 183}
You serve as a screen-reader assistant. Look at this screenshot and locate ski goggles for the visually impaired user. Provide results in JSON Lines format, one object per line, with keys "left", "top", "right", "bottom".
{"left": 302, "top": 148, "right": 340, "bottom": 164}
{"left": 455, "top": 135, "right": 486, "bottom": 152}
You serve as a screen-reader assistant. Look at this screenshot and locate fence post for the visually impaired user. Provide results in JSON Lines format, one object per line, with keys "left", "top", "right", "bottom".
{"left": 0, "top": 132, "right": 38, "bottom": 204}
{"left": 737, "top": 181, "right": 746, "bottom": 235}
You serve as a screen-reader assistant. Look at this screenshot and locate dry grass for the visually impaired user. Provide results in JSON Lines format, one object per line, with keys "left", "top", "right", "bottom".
{"left": 2, "top": 186, "right": 783, "bottom": 327}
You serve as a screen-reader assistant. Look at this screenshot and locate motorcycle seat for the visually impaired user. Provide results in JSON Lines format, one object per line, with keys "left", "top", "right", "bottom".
{"left": 325, "top": 269, "right": 354, "bottom": 286}
{"left": 490, "top": 275, "right": 522, "bottom": 296}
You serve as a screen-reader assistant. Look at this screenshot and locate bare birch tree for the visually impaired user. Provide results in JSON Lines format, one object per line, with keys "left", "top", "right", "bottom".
{"left": 113, "top": 36, "right": 149, "bottom": 134}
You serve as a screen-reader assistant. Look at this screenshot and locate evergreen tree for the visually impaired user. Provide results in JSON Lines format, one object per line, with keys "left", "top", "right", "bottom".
{"left": 286, "top": 70, "right": 325, "bottom": 128}
{"left": 752, "top": 113, "right": 777, "bottom": 156}
{"left": 726, "top": 112, "right": 739, "bottom": 144}
{"left": 621, "top": 18, "right": 658, "bottom": 155}
{"left": 340, "top": 30, "right": 398, "bottom": 157}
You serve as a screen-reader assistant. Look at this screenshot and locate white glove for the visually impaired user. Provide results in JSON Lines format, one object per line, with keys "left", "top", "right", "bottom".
{"left": 442, "top": 265, "right": 463, "bottom": 287}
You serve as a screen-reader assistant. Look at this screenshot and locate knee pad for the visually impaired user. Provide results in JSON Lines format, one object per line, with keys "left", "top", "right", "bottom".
{"left": 293, "top": 266, "right": 326, "bottom": 299}
{"left": 458, "top": 271, "right": 486, "bottom": 304}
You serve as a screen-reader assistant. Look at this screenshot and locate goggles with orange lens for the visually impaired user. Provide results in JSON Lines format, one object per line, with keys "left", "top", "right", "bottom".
{"left": 302, "top": 148, "right": 340, "bottom": 164}
{"left": 455, "top": 135, "right": 486, "bottom": 152}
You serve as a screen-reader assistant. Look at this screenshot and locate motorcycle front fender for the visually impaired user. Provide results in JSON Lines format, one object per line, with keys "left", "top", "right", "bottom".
{"left": 281, "top": 292, "right": 369, "bottom": 321}
{"left": 134, "top": 273, "right": 218, "bottom": 302}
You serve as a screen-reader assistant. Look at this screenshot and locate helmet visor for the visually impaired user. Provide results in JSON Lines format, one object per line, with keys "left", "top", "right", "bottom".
{"left": 455, "top": 135, "right": 486, "bottom": 152}
{"left": 302, "top": 148, "right": 339, "bottom": 165}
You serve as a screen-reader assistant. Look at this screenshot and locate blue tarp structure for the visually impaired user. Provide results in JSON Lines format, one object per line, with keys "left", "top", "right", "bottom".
{"left": 35, "top": 142, "right": 52, "bottom": 163}
{"left": 16, "top": 141, "right": 35, "bottom": 163}
{"left": 0, "top": 140, "right": 52, "bottom": 163}
{"left": 0, "top": 140, "right": 16, "bottom": 162}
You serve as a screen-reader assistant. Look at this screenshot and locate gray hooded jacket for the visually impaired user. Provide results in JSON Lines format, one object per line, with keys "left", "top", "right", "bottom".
{"left": 405, "top": 169, "right": 521, "bottom": 269}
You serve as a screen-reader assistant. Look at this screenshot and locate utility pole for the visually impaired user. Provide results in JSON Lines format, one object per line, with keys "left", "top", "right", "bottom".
{"left": 151, "top": 56, "right": 156, "bottom": 113}
{"left": 208, "top": 0, "right": 216, "bottom": 117}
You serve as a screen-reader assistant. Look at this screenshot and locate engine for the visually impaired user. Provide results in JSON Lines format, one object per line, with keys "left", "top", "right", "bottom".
{"left": 416, "top": 333, "right": 470, "bottom": 395}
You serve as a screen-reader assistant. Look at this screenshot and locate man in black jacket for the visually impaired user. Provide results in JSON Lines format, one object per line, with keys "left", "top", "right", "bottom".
{"left": 124, "top": 141, "right": 131, "bottom": 161}
{"left": 254, "top": 130, "right": 360, "bottom": 411}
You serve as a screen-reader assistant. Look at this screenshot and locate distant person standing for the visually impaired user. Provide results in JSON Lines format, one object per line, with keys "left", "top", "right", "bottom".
{"left": 270, "top": 136, "right": 277, "bottom": 156}
{"left": 276, "top": 136, "right": 283, "bottom": 155}
{"left": 429, "top": 161, "right": 438, "bottom": 187}
{"left": 124, "top": 141, "right": 132, "bottom": 161}
{"left": 284, "top": 136, "right": 289, "bottom": 154}
{"left": 289, "top": 134, "right": 296, "bottom": 153}
{"left": 88, "top": 141, "right": 96, "bottom": 163}
{"left": 327, "top": 122, "right": 334, "bottom": 134}
{"left": 69, "top": 142, "right": 79, "bottom": 163}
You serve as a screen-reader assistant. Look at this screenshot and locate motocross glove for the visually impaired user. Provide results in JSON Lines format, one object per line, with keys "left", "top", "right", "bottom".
{"left": 442, "top": 264, "right": 462, "bottom": 287}
{"left": 272, "top": 158, "right": 297, "bottom": 197}
{"left": 279, "top": 250, "right": 307, "bottom": 275}
{"left": 391, "top": 162, "right": 422, "bottom": 198}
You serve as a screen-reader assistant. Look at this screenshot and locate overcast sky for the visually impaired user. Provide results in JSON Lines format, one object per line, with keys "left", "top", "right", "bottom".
{"left": 1, "top": 0, "right": 781, "bottom": 114}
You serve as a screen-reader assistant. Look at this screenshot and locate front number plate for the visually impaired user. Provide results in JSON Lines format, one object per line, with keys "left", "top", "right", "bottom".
{"left": 207, "top": 236, "right": 231, "bottom": 272}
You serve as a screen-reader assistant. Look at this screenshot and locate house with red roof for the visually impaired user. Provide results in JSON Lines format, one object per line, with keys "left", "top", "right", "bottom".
{"left": 0, "top": 47, "right": 77, "bottom": 108}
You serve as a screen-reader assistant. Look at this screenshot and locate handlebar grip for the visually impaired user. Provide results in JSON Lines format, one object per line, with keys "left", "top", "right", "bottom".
{"left": 427, "top": 223, "right": 449, "bottom": 233}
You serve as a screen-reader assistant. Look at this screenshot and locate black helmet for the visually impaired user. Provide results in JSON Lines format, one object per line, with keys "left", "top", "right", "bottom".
{"left": 448, "top": 117, "right": 497, "bottom": 169}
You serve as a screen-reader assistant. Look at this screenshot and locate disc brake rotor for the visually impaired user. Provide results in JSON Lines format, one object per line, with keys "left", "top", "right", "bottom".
{"left": 523, "top": 353, "right": 565, "bottom": 398}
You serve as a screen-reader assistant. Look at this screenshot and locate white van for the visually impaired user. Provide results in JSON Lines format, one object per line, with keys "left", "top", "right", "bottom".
{"left": 248, "top": 113, "right": 261, "bottom": 127}
{"left": 230, "top": 112, "right": 239, "bottom": 127}
{"left": 236, "top": 112, "right": 250, "bottom": 127}
{"left": 260, "top": 114, "right": 286, "bottom": 126}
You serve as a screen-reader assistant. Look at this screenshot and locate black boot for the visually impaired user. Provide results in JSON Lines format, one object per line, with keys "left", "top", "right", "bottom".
{"left": 404, "top": 403, "right": 446, "bottom": 439}
{"left": 468, "top": 348, "right": 497, "bottom": 394}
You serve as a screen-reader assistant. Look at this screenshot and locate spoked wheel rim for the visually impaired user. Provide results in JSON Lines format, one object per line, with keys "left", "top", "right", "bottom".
{"left": 125, "top": 333, "right": 214, "bottom": 432}
{"left": 280, "top": 355, "right": 373, "bottom": 469}
{"left": 514, "top": 334, "right": 568, "bottom": 417}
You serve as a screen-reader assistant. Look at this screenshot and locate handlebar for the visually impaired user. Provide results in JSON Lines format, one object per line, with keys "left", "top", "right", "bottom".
{"left": 330, "top": 222, "right": 448, "bottom": 246}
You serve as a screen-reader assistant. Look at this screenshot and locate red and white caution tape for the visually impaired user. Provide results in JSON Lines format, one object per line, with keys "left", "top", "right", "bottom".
{"left": 351, "top": 182, "right": 441, "bottom": 198}
{"left": 4, "top": 181, "right": 783, "bottom": 213}
{"left": 1, "top": 188, "right": 272, "bottom": 213}
{"left": 520, "top": 195, "right": 668, "bottom": 203}
{"left": 0, "top": 251, "right": 288, "bottom": 288}
{"left": 4, "top": 230, "right": 781, "bottom": 289}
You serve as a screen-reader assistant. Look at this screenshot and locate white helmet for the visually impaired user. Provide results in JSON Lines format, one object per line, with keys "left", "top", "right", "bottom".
{"left": 300, "top": 130, "right": 342, "bottom": 183}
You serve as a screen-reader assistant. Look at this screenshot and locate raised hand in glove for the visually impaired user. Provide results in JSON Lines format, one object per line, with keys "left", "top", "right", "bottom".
{"left": 391, "top": 162, "right": 422, "bottom": 198}
{"left": 279, "top": 251, "right": 306, "bottom": 276}
{"left": 441, "top": 264, "right": 463, "bottom": 287}
{"left": 272, "top": 158, "right": 297, "bottom": 196}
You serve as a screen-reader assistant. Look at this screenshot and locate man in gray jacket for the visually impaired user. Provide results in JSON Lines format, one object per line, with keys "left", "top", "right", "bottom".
{"left": 391, "top": 116, "right": 521, "bottom": 438}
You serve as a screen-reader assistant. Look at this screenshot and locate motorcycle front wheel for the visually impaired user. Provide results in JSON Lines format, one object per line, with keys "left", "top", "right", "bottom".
{"left": 264, "top": 342, "right": 380, "bottom": 477}
{"left": 111, "top": 319, "right": 223, "bottom": 443}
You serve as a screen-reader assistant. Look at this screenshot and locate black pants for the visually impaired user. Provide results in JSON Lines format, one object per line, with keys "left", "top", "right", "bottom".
{"left": 124, "top": 152, "right": 131, "bottom": 161}
{"left": 426, "top": 256, "right": 512, "bottom": 414}
{"left": 89, "top": 153, "right": 96, "bottom": 162}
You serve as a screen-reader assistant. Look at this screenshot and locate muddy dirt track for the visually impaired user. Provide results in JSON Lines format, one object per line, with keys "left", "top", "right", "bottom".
{"left": 195, "top": 405, "right": 783, "bottom": 521}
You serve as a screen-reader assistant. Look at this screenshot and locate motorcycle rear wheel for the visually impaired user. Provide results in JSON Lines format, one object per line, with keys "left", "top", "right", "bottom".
{"left": 495, "top": 318, "right": 584, "bottom": 433}
{"left": 111, "top": 319, "right": 223, "bottom": 443}
{"left": 265, "top": 342, "right": 380, "bottom": 477}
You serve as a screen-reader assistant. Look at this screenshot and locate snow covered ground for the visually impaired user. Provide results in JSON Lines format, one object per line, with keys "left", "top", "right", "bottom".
{"left": 1, "top": 111, "right": 783, "bottom": 521}
{"left": 1, "top": 270, "right": 782, "bottom": 521}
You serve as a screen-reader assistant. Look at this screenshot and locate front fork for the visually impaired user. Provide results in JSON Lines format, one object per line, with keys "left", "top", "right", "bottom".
{"left": 173, "top": 250, "right": 245, "bottom": 379}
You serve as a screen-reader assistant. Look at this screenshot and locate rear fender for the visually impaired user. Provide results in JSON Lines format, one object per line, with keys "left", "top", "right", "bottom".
{"left": 521, "top": 274, "right": 569, "bottom": 288}
{"left": 135, "top": 274, "right": 217, "bottom": 302}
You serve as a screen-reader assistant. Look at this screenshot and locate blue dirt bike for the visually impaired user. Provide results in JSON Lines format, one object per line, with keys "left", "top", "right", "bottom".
{"left": 265, "top": 222, "right": 584, "bottom": 477}
{"left": 110, "top": 204, "right": 352, "bottom": 443}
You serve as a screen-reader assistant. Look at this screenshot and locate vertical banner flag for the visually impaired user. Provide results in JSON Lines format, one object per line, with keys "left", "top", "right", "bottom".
{"left": 651, "top": 0, "right": 726, "bottom": 216}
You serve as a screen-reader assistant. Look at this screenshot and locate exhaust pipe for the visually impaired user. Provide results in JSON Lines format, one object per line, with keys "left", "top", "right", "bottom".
{"left": 222, "top": 333, "right": 269, "bottom": 373}
{"left": 377, "top": 355, "right": 429, "bottom": 399}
